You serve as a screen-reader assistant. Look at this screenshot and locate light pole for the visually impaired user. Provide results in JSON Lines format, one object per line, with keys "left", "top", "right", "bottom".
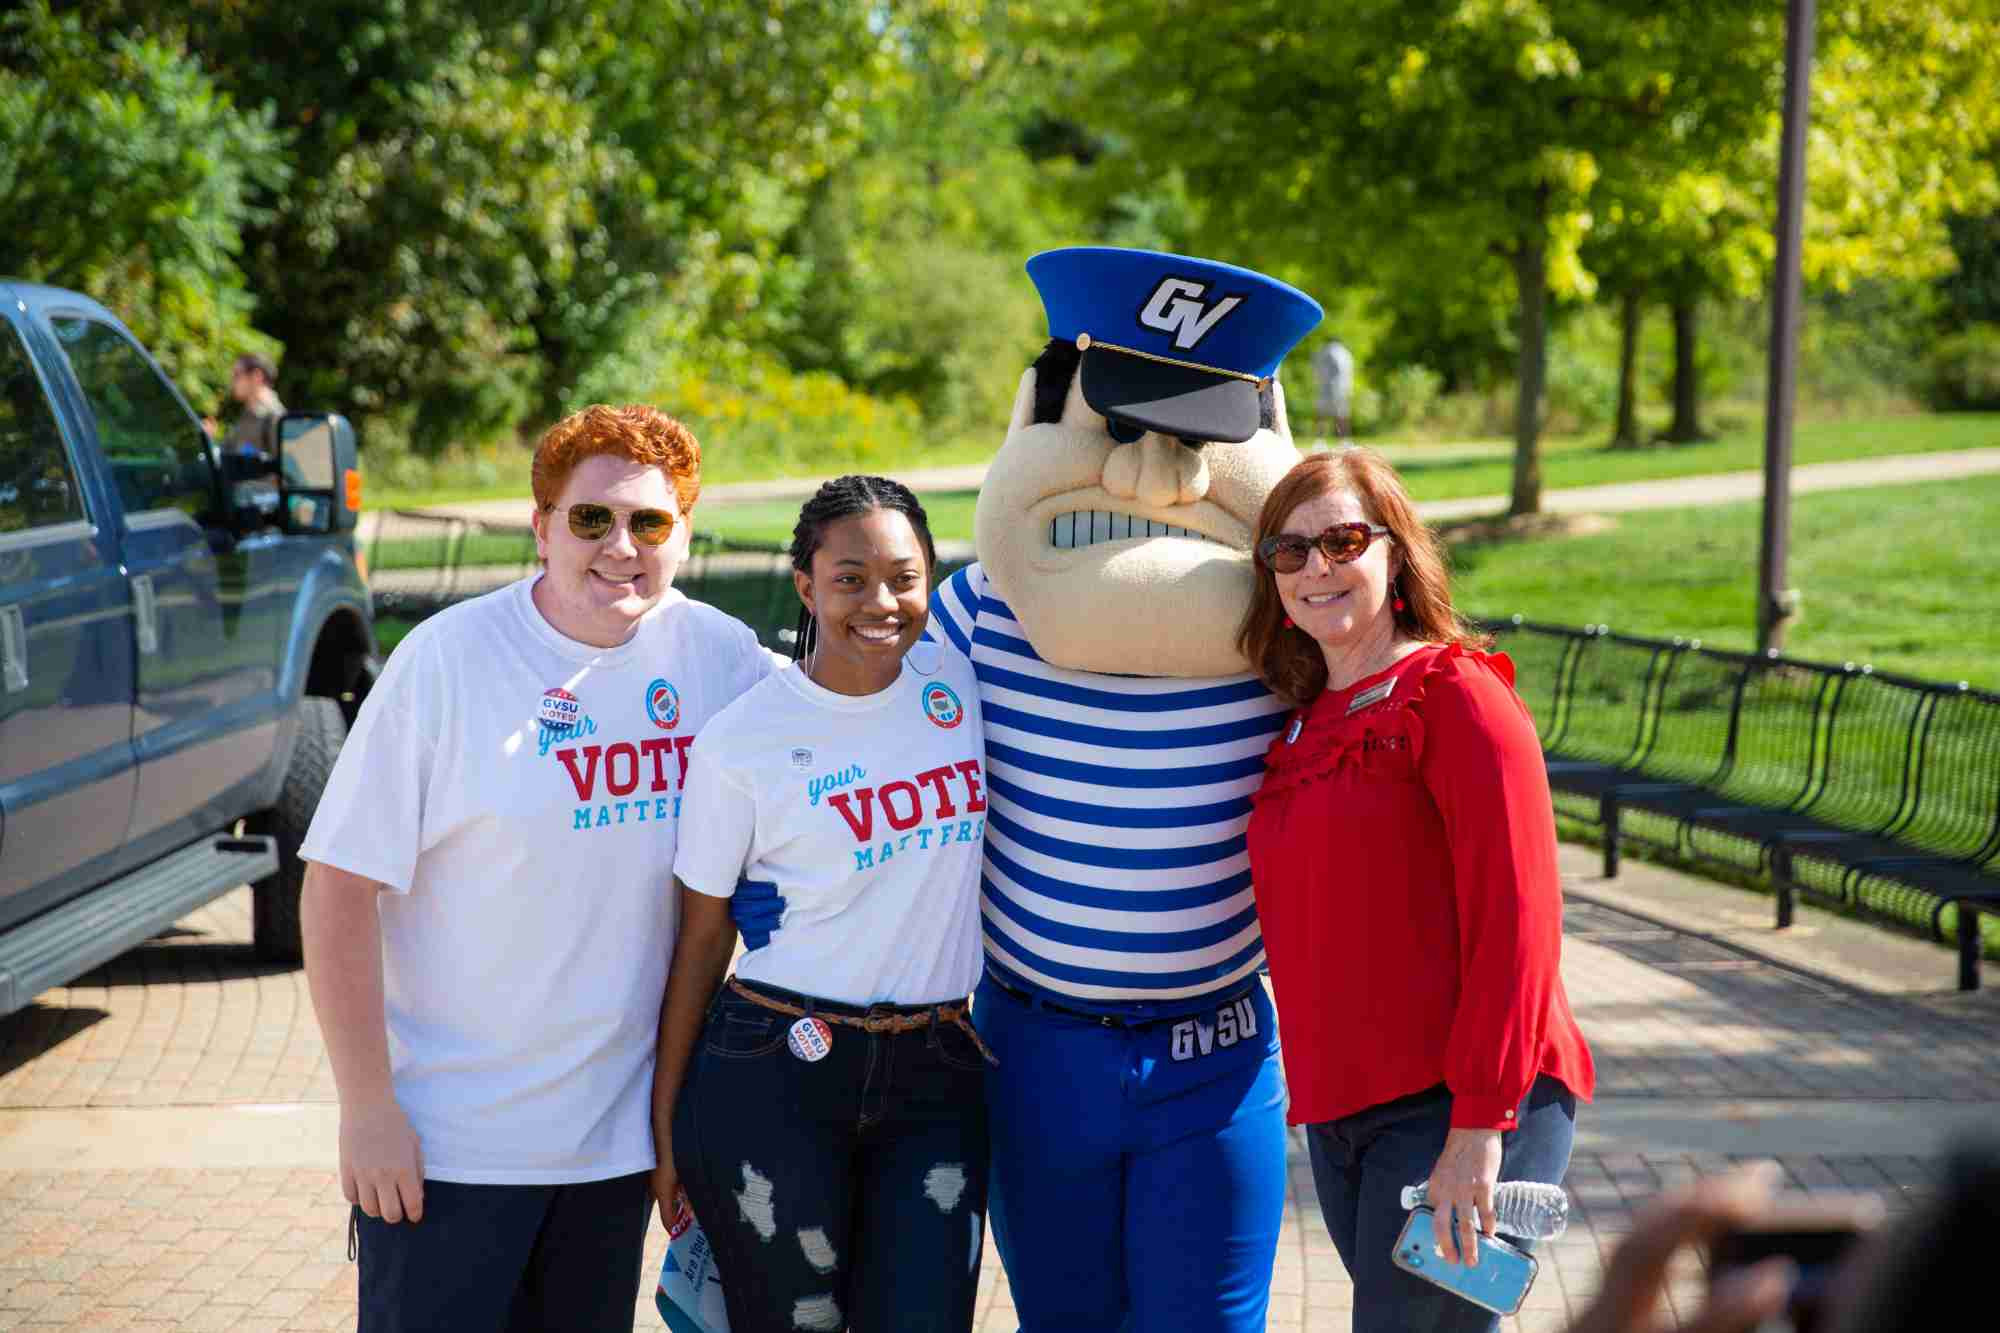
{"left": 1758, "top": 0, "right": 1817, "bottom": 654}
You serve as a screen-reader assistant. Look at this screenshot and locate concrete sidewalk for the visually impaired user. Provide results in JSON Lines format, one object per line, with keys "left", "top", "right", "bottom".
{"left": 1, "top": 838, "right": 1985, "bottom": 1331}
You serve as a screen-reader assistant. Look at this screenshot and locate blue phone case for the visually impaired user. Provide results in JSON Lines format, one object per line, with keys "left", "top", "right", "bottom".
{"left": 1391, "top": 1206, "right": 1539, "bottom": 1316}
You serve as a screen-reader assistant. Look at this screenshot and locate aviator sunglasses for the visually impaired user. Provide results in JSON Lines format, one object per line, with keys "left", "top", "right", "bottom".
{"left": 545, "top": 502, "right": 677, "bottom": 546}
{"left": 1256, "top": 523, "right": 1392, "bottom": 573}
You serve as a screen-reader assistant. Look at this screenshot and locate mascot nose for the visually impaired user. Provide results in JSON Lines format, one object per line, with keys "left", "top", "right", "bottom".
{"left": 1102, "top": 434, "right": 1210, "bottom": 508}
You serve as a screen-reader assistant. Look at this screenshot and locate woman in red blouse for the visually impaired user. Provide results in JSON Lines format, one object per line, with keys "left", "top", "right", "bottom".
{"left": 1240, "top": 449, "right": 1594, "bottom": 1333}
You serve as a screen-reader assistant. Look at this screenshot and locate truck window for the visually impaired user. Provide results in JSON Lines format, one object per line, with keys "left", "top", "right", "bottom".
{"left": 48, "top": 316, "right": 213, "bottom": 524}
{"left": 0, "top": 321, "right": 85, "bottom": 535}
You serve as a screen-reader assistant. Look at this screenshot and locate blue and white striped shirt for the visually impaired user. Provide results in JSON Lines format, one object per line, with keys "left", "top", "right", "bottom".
{"left": 930, "top": 564, "right": 1292, "bottom": 1004}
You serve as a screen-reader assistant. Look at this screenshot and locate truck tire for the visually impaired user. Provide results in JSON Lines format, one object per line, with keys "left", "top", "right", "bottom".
{"left": 250, "top": 696, "right": 347, "bottom": 962}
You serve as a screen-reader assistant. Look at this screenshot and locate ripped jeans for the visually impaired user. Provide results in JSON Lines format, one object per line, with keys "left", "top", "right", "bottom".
{"left": 673, "top": 979, "right": 990, "bottom": 1333}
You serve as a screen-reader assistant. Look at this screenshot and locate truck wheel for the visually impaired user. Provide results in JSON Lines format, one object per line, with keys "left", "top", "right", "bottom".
{"left": 251, "top": 696, "right": 347, "bottom": 962}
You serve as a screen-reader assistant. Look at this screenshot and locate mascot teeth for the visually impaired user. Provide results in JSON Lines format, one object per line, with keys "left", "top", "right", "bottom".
{"left": 1049, "top": 511, "right": 1223, "bottom": 549}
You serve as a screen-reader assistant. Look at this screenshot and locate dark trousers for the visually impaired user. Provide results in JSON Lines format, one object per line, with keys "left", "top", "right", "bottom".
{"left": 1306, "top": 1075, "right": 1578, "bottom": 1333}
{"left": 673, "top": 980, "right": 989, "bottom": 1333}
{"left": 352, "top": 1171, "right": 651, "bottom": 1333}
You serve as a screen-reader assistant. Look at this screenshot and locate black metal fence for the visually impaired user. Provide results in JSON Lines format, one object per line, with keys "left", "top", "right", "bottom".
{"left": 1487, "top": 618, "right": 2000, "bottom": 988}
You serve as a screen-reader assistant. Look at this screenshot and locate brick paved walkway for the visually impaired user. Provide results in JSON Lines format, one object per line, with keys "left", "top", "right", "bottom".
{"left": 0, "top": 843, "right": 1984, "bottom": 1332}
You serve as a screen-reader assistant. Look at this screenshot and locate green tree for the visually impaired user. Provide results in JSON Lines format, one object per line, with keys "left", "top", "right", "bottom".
{"left": 1587, "top": 0, "right": 2000, "bottom": 447}
{"left": 0, "top": 2, "right": 287, "bottom": 407}
{"left": 777, "top": 2, "right": 1089, "bottom": 439}
{"left": 67, "top": 0, "right": 893, "bottom": 451}
{"left": 1051, "top": 0, "right": 1778, "bottom": 514}
{"left": 1585, "top": 159, "right": 1769, "bottom": 446}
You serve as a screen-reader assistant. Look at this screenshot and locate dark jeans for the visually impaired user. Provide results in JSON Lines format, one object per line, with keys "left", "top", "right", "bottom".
{"left": 351, "top": 1172, "right": 651, "bottom": 1333}
{"left": 1306, "top": 1075, "right": 1578, "bottom": 1333}
{"left": 673, "top": 980, "right": 990, "bottom": 1333}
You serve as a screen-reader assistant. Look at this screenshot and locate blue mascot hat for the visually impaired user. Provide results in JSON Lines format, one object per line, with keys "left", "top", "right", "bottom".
{"left": 1027, "top": 246, "right": 1323, "bottom": 444}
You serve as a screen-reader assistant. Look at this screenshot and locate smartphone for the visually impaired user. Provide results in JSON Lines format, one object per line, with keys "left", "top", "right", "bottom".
{"left": 1391, "top": 1205, "right": 1539, "bottom": 1316}
{"left": 1710, "top": 1199, "right": 1876, "bottom": 1333}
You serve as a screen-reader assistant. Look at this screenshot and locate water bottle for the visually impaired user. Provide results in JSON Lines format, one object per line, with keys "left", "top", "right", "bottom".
{"left": 656, "top": 1196, "right": 730, "bottom": 1333}
{"left": 1398, "top": 1180, "right": 1570, "bottom": 1241}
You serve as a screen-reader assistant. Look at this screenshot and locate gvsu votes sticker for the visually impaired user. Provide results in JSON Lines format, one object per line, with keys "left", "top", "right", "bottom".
{"left": 538, "top": 687, "right": 582, "bottom": 730}
{"left": 787, "top": 1016, "right": 834, "bottom": 1063}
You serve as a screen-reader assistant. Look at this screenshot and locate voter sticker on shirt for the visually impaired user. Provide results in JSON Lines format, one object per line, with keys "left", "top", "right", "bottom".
{"left": 922, "top": 682, "right": 965, "bottom": 730}
{"left": 538, "top": 686, "right": 582, "bottom": 729}
{"left": 645, "top": 678, "right": 682, "bottom": 730}
{"left": 788, "top": 1016, "right": 834, "bottom": 1062}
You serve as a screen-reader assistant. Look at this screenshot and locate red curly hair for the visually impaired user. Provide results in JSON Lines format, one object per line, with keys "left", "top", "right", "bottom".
{"left": 1238, "top": 448, "right": 1488, "bottom": 706}
{"left": 530, "top": 404, "right": 702, "bottom": 516}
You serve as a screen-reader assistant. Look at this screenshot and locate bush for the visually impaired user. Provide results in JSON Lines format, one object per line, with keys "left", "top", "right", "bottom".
{"left": 1543, "top": 346, "right": 1618, "bottom": 434}
{"left": 1374, "top": 364, "right": 1445, "bottom": 433}
{"left": 656, "top": 356, "right": 930, "bottom": 484}
{"left": 1925, "top": 322, "right": 2000, "bottom": 411}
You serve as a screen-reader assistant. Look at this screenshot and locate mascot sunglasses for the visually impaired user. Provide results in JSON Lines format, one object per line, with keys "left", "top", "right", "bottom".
{"left": 1256, "top": 523, "right": 1392, "bottom": 573}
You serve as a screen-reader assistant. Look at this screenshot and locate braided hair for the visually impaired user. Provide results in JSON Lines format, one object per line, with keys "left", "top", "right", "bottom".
{"left": 788, "top": 475, "right": 937, "bottom": 663}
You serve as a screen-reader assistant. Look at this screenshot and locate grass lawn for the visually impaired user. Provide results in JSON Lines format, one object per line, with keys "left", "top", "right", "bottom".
{"left": 1379, "top": 412, "right": 2000, "bottom": 503}
{"left": 373, "top": 465, "right": 2000, "bottom": 690}
{"left": 697, "top": 489, "right": 982, "bottom": 547}
{"left": 1451, "top": 468, "right": 2000, "bottom": 690}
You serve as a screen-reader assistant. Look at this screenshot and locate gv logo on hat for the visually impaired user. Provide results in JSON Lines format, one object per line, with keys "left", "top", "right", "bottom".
{"left": 1138, "top": 277, "right": 1244, "bottom": 351}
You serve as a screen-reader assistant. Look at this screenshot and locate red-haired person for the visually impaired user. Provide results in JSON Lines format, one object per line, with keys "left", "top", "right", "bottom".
{"left": 1240, "top": 448, "right": 1595, "bottom": 1333}
{"left": 299, "top": 406, "right": 774, "bottom": 1331}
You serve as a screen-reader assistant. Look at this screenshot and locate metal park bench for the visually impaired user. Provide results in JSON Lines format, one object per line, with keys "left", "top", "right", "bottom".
{"left": 1487, "top": 619, "right": 2000, "bottom": 990}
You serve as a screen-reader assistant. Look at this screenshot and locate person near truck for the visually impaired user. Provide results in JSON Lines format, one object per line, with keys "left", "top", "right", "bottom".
{"left": 298, "top": 404, "right": 775, "bottom": 1331}
{"left": 203, "top": 352, "right": 286, "bottom": 454}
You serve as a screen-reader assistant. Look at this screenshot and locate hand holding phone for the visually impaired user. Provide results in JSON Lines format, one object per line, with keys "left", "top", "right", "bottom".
{"left": 1709, "top": 1194, "right": 1883, "bottom": 1333}
{"left": 1391, "top": 1205, "right": 1539, "bottom": 1316}
{"left": 1564, "top": 1165, "right": 1884, "bottom": 1333}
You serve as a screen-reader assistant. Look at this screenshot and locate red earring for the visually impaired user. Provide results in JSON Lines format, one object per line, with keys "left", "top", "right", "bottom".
{"left": 1392, "top": 583, "right": 1406, "bottom": 613}
{"left": 1283, "top": 615, "right": 1295, "bottom": 629}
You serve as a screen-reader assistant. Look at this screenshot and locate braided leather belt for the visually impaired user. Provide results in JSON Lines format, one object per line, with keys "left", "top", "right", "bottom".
{"left": 726, "top": 976, "right": 998, "bottom": 1066}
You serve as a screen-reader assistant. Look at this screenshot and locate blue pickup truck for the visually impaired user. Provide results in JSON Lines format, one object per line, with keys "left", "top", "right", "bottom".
{"left": 0, "top": 282, "right": 375, "bottom": 1016}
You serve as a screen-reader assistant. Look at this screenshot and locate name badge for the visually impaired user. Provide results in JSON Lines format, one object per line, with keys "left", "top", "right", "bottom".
{"left": 1346, "top": 678, "right": 1397, "bottom": 716}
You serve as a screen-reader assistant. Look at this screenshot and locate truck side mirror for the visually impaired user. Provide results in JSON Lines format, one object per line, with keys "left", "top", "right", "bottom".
{"left": 274, "top": 412, "right": 361, "bottom": 534}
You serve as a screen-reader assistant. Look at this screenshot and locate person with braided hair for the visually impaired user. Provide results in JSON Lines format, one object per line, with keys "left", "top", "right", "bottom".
{"left": 651, "top": 475, "right": 991, "bottom": 1333}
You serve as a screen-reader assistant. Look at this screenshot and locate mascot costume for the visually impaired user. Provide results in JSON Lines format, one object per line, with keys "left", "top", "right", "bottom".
{"left": 939, "top": 247, "right": 1320, "bottom": 1332}
{"left": 736, "top": 246, "right": 1321, "bottom": 1331}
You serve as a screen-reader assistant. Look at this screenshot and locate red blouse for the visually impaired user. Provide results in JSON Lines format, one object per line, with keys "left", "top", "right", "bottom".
{"left": 1246, "top": 643, "right": 1595, "bottom": 1130}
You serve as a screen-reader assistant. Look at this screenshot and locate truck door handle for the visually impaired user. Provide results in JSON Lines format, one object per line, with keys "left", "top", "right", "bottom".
{"left": 131, "top": 574, "right": 160, "bottom": 656}
{"left": 1, "top": 604, "right": 25, "bottom": 692}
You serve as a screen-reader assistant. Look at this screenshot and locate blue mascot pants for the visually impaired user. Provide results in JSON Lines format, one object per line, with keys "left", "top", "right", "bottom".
{"left": 974, "top": 974, "right": 1288, "bottom": 1333}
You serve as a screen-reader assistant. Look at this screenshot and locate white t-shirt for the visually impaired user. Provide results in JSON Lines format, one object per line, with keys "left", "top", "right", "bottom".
{"left": 675, "top": 643, "right": 986, "bottom": 1006}
{"left": 300, "top": 576, "right": 773, "bottom": 1184}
